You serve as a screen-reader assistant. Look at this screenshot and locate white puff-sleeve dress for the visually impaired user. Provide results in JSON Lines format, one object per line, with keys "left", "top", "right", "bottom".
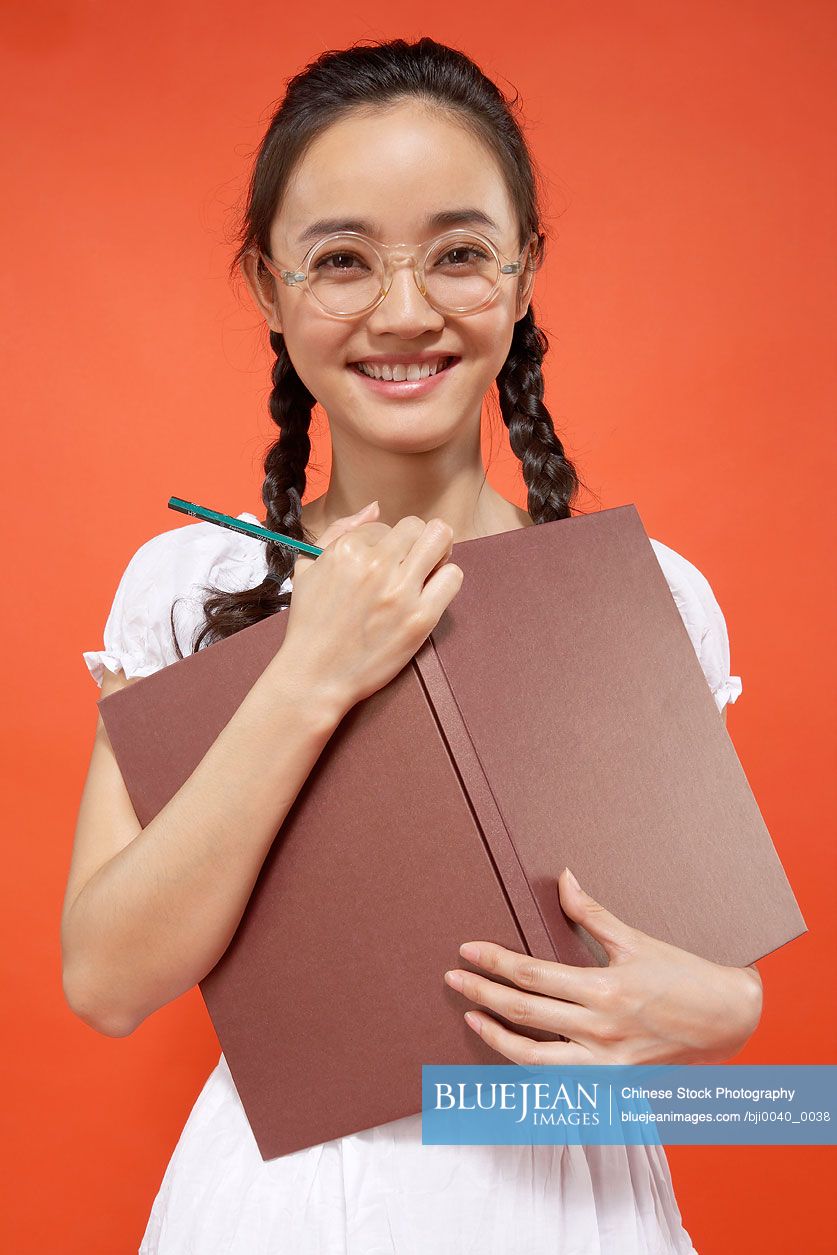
{"left": 83, "top": 512, "right": 741, "bottom": 1255}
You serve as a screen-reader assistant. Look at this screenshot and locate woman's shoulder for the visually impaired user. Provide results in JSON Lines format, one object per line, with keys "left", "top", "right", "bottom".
{"left": 648, "top": 536, "right": 743, "bottom": 712}
{"left": 122, "top": 509, "right": 272, "bottom": 592}
{"left": 130, "top": 507, "right": 298, "bottom": 623}
{"left": 82, "top": 511, "right": 283, "bottom": 685}
{"left": 648, "top": 536, "right": 724, "bottom": 640}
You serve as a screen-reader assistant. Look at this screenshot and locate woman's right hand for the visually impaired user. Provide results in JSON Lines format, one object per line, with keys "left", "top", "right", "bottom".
{"left": 280, "top": 500, "right": 464, "bottom": 720}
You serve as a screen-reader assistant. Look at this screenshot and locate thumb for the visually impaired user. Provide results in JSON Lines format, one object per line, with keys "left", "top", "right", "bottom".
{"left": 294, "top": 499, "right": 380, "bottom": 578}
{"left": 558, "top": 867, "right": 636, "bottom": 960}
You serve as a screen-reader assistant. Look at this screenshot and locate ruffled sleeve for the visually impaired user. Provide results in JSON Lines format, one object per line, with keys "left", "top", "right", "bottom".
{"left": 82, "top": 511, "right": 292, "bottom": 688}
{"left": 649, "top": 538, "right": 743, "bottom": 714}
{"left": 82, "top": 532, "right": 181, "bottom": 687}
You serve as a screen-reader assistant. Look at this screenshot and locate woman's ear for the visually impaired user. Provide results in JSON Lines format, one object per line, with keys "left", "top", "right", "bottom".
{"left": 239, "top": 250, "right": 283, "bottom": 334}
{"left": 514, "top": 241, "right": 538, "bottom": 322}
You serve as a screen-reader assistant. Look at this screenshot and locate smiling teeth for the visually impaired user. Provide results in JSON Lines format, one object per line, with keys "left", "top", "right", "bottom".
{"left": 356, "top": 358, "right": 449, "bottom": 381}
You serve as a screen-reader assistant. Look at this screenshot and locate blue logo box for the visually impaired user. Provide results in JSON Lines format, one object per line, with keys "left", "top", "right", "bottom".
{"left": 421, "top": 1065, "right": 836, "bottom": 1146}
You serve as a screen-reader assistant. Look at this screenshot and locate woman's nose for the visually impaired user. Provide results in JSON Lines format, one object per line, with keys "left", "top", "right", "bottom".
{"left": 364, "top": 262, "right": 445, "bottom": 336}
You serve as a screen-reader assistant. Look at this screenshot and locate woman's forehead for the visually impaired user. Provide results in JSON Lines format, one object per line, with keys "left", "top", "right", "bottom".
{"left": 276, "top": 105, "right": 516, "bottom": 248}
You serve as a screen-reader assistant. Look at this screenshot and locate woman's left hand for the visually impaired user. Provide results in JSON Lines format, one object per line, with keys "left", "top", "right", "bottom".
{"left": 444, "top": 868, "right": 763, "bottom": 1066}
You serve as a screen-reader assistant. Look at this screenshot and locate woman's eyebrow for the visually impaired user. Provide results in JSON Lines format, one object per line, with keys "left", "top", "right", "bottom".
{"left": 295, "top": 208, "right": 501, "bottom": 247}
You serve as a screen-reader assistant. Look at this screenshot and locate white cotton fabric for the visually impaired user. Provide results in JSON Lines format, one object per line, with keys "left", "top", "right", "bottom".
{"left": 82, "top": 511, "right": 741, "bottom": 1254}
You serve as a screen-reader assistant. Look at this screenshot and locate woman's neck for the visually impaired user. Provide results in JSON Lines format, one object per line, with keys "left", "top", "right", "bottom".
{"left": 300, "top": 488, "right": 532, "bottom": 547}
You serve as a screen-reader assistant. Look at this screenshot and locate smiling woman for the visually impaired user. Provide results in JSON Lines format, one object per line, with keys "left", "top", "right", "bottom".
{"left": 65, "top": 34, "right": 746, "bottom": 1255}
{"left": 171, "top": 39, "right": 562, "bottom": 658}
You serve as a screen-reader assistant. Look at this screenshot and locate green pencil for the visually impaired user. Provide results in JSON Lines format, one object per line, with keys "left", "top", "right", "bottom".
{"left": 167, "top": 496, "right": 324, "bottom": 557}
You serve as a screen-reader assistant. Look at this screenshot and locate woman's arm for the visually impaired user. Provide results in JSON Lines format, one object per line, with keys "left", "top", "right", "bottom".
{"left": 64, "top": 506, "right": 462, "bottom": 1039}
{"left": 61, "top": 646, "right": 347, "bottom": 1038}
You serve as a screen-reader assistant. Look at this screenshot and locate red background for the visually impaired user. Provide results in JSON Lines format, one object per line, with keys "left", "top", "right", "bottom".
{"left": 3, "top": 2, "right": 835, "bottom": 1250}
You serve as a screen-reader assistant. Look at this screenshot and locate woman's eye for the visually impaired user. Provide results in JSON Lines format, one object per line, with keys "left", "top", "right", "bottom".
{"left": 315, "top": 251, "right": 366, "bottom": 271}
{"left": 437, "top": 247, "right": 490, "bottom": 266}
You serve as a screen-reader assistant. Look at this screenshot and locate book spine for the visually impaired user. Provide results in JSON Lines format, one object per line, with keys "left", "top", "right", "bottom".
{"left": 412, "top": 636, "right": 564, "bottom": 963}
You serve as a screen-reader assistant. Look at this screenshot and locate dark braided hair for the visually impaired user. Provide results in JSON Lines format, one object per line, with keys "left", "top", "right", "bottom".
{"left": 171, "top": 36, "right": 589, "bottom": 658}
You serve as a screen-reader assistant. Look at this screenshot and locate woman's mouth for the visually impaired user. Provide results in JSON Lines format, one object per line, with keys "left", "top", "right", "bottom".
{"left": 348, "top": 356, "right": 460, "bottom": 397}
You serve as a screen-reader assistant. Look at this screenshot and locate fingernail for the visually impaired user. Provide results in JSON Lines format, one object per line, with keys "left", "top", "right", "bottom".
{"left": 564, "top": 867, "right": 580, "bottom": 891}
{"left": 459, "top": 943, "right": 480, "bottom": 963}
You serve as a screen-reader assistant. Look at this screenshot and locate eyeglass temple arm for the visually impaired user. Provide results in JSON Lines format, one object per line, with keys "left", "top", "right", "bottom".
{"left": 257, "top": 250, "right": 306, "bottom": 286}
{"left": 500, "top": 233, "right": 539, "bottom": 274}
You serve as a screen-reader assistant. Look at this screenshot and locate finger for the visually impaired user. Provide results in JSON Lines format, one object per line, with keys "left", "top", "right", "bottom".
{"left": 373, "top": 514, "right": 446, "bottom": 571}
{"left": 293, "top": 500, "right": 380, "bottom": 577}
{"left": 427, "top": 539, "right": 456, "bottom": 580}
{"left": 458, "top": 941, "right": 607, "bottom": 1010}
{"left": 396, "top": 517, "right": 455, "bottom": 589}
{"left": 463, "top": 1011, "right": 593, "bottom": 1067}
{"left": 445, "top": 967, "right": 595, "bottom": 1041}
{"left": 558, "top": 868, "right": 637, "bottom": 962}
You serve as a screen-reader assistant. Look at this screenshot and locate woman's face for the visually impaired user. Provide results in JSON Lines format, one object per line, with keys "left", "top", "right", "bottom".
{"left": 243, "top": 100, "right": 536, "bottom": 454}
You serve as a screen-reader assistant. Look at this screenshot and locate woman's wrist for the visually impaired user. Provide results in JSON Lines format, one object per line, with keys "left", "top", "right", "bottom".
{"left": 696, "top": 963, "right": 764, "bottom": 1063}
{"left": 264, "top": 643, "right": 353, "bottom": 734}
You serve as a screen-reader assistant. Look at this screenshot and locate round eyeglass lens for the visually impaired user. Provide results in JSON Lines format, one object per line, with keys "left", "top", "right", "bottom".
{"left": 306, "top": 234, "right": 500, "bottom": 314}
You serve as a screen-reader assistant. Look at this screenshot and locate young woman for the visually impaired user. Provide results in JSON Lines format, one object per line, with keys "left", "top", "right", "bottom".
{"left": 65, "top": 37, "right": 761, "bottom": 1254}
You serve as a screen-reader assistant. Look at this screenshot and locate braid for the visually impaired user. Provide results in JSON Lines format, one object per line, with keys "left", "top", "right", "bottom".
{"left": 260, "top": 329, "right": 317, "bottom": 585}
{"left": 168, "top": 331, "right": 317, "bottom": 659}
{"left": 496, "top": 307, "right": 582, "bottom": 524}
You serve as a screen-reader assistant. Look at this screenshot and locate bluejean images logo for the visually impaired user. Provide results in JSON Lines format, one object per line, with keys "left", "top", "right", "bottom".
{"left": 434, "top": 1075, "right": 603, "bottom": 1127}
{"left": 421, "top": 1065, "right": 837, "bottom": 1146}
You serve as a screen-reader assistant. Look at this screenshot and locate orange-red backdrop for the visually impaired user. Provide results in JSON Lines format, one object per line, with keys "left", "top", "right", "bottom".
{"left": 3, "top": 2, "right": 834, "bottom": 1251}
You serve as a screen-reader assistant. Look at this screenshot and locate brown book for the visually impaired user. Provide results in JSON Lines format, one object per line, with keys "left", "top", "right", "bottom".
{"left": 98, "top": 503, "right": 806, "bottom": 1160}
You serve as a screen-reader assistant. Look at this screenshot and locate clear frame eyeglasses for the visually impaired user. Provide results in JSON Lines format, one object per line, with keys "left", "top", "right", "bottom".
{"left": 253, "top": 229, "right": 539, "bottom": 319}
